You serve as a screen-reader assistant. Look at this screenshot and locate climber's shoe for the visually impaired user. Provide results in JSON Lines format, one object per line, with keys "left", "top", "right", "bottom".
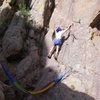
{"left": 54, "top": 53, "right": 58, "bottom": 60}
{"left": 48, "top": 54, "right": 51, "bottom": 59}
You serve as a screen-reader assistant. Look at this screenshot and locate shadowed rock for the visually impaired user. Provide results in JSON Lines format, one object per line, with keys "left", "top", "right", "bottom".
{"left": 0, "top": 0, "right": 4, "bottom": 6}
{"left": 0, "top": 83, "right": 5, "bottom": 100}
{"left": 24, "top": 67, "right": 95, "bottom": 100}
{"left": 0, "top": 0, "right": 12, "bottom": 36}
{"left": 2, "top": 11, "right": 26, "bottom": 59}
{"left": 14, "top": 32, "right": 40, "bottom": 86}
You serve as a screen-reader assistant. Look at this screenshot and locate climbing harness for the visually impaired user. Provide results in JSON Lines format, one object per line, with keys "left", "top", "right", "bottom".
{"left": 0, "top": 61, "right": 72, "bottom": 95}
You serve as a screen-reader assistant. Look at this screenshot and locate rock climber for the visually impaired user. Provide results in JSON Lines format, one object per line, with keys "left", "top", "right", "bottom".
{"left": 48, "top": 23, "right": 73, "bottom": 60}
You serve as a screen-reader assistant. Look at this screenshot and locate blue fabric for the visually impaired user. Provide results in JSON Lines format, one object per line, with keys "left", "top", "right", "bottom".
{"left": 54, "top": 39, "right": 62, "bottom": 46}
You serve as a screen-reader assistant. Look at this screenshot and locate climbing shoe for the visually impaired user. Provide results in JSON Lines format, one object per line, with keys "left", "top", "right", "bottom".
{"left": 54, "top": 53, "right": 58, "bottom": 60}
{"left": 48, "top": 54, "right": 51, "bottom": 59}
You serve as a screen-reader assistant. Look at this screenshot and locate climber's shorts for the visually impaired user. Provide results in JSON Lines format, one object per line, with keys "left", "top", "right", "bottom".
{"left": 54, "top": 39, "right": 62, "bottom": 46}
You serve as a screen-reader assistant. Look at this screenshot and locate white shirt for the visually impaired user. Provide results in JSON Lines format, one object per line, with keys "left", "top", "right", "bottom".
{"left": 55, "top": 30, "right": 66, "bottom": 40}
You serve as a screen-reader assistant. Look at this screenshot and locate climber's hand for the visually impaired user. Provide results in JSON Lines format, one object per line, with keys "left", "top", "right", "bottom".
{"left": 69, "top": 22, "right": 74, "bottom": 28}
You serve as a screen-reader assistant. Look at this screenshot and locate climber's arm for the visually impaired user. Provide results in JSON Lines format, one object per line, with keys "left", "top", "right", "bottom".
{"left": 62, "top": 23, "right": 73, "bottom": 33}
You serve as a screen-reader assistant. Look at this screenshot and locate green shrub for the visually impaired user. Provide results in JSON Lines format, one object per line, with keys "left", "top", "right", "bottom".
{"left": 71, "top": 85, "right": 75, "bottom": 90}
{"left": 18, "top": 4, "right": 30, "bottom": 18}
{"left": 18, "top": 4, "right": 33, "bottom": 29}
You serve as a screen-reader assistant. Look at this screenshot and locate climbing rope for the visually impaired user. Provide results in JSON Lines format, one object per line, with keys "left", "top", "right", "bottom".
{"left": 0, "top": 61, "right": 72, "bottom": 95}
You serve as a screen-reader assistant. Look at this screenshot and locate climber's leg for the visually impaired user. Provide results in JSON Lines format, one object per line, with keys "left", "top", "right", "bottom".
{"left": 48, "top": 46, "right": 56, "bottom": 58}
{"left": 54, "top": 45, "right": 60, "bottom": 60}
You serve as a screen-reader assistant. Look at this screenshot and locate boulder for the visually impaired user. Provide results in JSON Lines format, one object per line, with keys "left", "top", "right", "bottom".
{"left": 2, "top": 11, "right": 26, "bottom": 59}
{"left": 14, "top": 34, "right": 40, "bottom": 86}
{"left": 30, "top": 0, "right": 55, "bottom": 29}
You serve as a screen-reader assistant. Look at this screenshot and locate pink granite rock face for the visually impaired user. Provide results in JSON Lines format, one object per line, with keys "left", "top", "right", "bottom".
{"left": 0, "top": 0, "right": 100, "bottom": 100}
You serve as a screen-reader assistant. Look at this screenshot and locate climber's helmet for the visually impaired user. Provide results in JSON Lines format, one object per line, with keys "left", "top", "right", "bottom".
{"left": 56, "top": 27, "right": 61, "bottom": 32}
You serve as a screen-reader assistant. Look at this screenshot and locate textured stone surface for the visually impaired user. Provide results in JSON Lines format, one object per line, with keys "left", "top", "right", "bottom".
{"left": 0, "top": 81, "right": 10, "bottom": 100}
{"left": 0, "top": 0, "right": 100, "bottom": 100}
{"left": 40, "top": 0, "right": 100, "bottom": 100}
{"left": 14, "top": 35, "right": 40, "bottom": 86}
{"left": 0, "top": 83, "right": 5, "bottom": 100}
{"left": 0, "top": 0, "right": 12, "bottom": 36}
{"left": 30, "top": 0, "right": 55, "bottom": 29}
{"left": 2, "top": 11, "right": 26, "bottom": 59}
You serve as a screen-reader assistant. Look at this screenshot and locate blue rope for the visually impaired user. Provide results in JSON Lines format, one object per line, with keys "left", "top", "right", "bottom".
{"left": 0, "top": 61, "right": 14, "bottom": 84}
{"left": 0, "top": 60, "right": 72, "bottom": 89}
{"left": 54, "top": 67, "right": 73, "bottom": 84}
